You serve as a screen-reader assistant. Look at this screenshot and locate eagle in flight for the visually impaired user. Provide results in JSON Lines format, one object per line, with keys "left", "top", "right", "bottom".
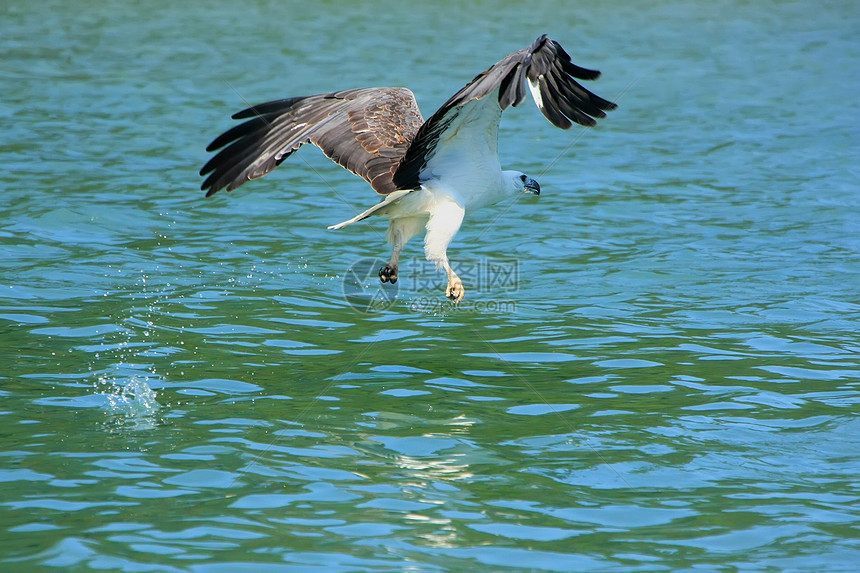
{"left": 200, "top": 35, "right": 615, "bottom": 302}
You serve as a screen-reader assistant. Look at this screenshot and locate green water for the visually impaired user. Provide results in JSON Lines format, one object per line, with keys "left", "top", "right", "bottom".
{"left": 2, "top": 0, "right": 859, "bottom": 570}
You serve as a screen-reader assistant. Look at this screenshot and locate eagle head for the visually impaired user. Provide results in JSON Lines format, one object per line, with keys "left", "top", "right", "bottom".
{"left": 506, "top": 171, "right": 540, "bottom": 196}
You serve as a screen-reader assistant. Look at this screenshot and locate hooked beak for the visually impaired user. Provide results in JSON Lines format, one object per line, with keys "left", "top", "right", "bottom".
{"left": 524, "top": 177, "right": 540, "bottom": 195}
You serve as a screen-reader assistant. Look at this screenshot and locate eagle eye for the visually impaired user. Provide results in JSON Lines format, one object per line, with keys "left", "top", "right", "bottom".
{"left": 520, "top": 174, "right": 527, "bottom": 182}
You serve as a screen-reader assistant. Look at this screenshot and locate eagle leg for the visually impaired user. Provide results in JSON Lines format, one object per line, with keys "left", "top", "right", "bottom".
{"left": 381, "top": 216, "right": 425, "bottom": 286}
{"left": 423, "top": 199, "right": 466, "bottom": 303}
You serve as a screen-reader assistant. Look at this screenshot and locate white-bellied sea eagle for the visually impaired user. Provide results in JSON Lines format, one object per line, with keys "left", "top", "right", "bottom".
{"left": 200, "top": 35, "right": 615, "bottom": 302}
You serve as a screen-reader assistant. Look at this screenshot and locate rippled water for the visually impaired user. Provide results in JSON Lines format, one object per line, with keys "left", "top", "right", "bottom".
{"left": 2, "top": 0, "right": 859, "bottom": 570}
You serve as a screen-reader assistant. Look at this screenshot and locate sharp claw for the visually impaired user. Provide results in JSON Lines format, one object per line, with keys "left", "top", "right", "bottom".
{"left": 446, "top": 281, "right": 465, "bottom": 303}
{"left": 379, "top": 264, "right": 398, "bottom": 284}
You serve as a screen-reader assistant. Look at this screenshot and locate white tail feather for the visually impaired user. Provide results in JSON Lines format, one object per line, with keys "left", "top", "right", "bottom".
{"left": 327, "top": 189, "right": 413, "bottom": 230}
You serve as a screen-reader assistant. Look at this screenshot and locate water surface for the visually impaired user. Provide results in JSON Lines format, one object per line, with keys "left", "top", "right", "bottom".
{"left": 1, "top": 0, "right": 859, "bottom": 570}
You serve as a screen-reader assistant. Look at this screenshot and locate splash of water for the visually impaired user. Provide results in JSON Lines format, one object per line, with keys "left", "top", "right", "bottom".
{"left": 95, "top": 376, "right": 162, "bottom": 430}
{"left": 106, "top": 378, "right": 160, "bottom": 416}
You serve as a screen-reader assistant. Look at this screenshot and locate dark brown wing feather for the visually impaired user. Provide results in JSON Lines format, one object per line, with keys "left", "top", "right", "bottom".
{"left": 392, "top": 35, "right": 616, "bottom": 190}
{"left": 200, "top": 87, "right": 423, "bottom": 196}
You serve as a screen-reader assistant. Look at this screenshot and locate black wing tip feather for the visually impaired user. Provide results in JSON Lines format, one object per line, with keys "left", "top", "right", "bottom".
{"left": 200, "top": 98, "right": 305, "bottom": 196}
{"left": 530, "top": 34, "right": 618, "bottom": 128}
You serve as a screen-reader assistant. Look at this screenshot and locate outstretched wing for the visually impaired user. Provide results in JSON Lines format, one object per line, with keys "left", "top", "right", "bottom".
{"left": 393, "top": 35, "right": 616, "bottom": 190}
{"left": 200, "top": 87, "right": 424, "bottom": 196}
